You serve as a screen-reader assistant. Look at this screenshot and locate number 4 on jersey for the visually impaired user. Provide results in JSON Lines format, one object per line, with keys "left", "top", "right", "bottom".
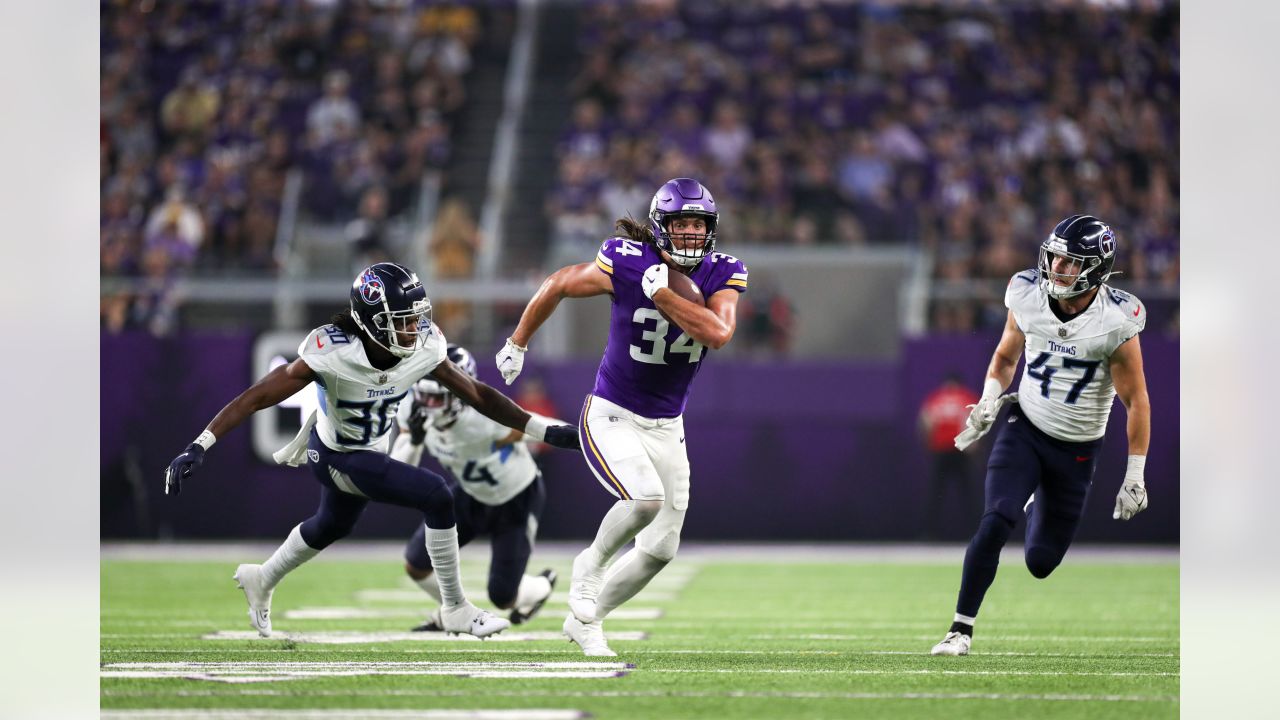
{"left": 615, "top": 239, "right": 643, "bottom": 257}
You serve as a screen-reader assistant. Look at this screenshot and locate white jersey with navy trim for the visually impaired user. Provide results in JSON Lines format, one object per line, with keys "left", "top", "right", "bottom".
{"left": 1005, "top": 269, "right": 1146, "bottom": 442}
{"left": 298, "top": 322, "right": 448, "bottom": 453}
{"left": 396, "top": 402, "right": 538, "bottom": 506}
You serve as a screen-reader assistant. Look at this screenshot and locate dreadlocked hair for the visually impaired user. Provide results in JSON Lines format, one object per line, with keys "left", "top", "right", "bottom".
{"left": 329, "top": 308, "right": 363, "bottom": 338}
{"left": 615, "top": 214, "right": 655, "bottom": 245}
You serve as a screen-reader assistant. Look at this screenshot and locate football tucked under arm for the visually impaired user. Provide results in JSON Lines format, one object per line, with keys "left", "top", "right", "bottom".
{"left": 657, "top": 269, "right": 705, "bottom": 323}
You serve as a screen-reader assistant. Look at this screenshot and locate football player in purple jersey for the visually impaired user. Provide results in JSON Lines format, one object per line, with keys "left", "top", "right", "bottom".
{"left": 496, "top": 178, "right": 749, "bottom": 655}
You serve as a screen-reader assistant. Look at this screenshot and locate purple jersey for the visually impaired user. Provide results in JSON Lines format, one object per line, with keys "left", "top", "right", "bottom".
{"left": 591, "top": 237, "right": 748, "bottom": 418}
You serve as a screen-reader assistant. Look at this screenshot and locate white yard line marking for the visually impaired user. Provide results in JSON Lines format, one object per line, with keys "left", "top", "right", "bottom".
{"left": 105, "top": 661, "right": 635, "bottom": 670}
{"left": 101, "top": 661, "right": 634, "bottom": 683}
{"left": 97, "top": 645, "right": 1177, "bottom": 655}
{"left": 200, "top": 630, "right": 647, "bottom": 644}
{"left": 642, "top": 668, "right": 1177, "bottom": 677}
{"left": 104, "top": 670, "right": 627, "bottom": 681}
{"left": 745, "top": 633, "right": 1177, "bottom": 643}
{"left": 356, "top": 590, "right": 678, "bottom": 603}
{"left": 863, "top": 650, "right": 1179, "bottom": 658}
{"left": 101, "top": 688, "right": 1179, "bottom": 703}
{"left": 98, "top": 645, "right": 1177, "bottom": 658}
{"left": 101, "top": 710, "right": 588, "bottom": 719}
{"left": 282, "top": 606, "right": 663, "bottom": 621}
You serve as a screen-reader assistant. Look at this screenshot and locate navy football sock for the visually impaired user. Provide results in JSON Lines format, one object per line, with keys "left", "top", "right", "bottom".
{"left": 955, "top": 511, "right": 1015, "bottom": 619}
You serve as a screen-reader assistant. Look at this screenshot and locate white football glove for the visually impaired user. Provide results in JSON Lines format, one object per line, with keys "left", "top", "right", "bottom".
{"left": 641, "top": 263, "right": 668, "bottom": 300}
{"left": 954, "top": 392, "right": 1018, "bottom": 451}
{"left": 495, "top": 337, "right": 527, "bottom": 386}
{"left": 1113, "top": 456, "right": 1149, "bottom": 521}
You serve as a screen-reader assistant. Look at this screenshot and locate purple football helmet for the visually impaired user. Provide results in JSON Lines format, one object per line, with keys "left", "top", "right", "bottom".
{"left": 648, "top": 177, "right": 718, "bottom": 268}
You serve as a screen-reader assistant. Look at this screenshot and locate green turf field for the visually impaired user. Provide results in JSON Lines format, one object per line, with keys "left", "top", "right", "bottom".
{"left": 101, "top": 545, "right": 1178, "bottom": 719}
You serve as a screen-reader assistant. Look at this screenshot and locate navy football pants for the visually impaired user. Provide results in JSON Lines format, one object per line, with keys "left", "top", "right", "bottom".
{"left": 298, "top": 429, "right": 456, "bottom": 550}
{"left": 404, "top": 474, "right": 546, "bottom": 609}
{"left": 955, "top": 404, "right": 1103, "bottom": 619}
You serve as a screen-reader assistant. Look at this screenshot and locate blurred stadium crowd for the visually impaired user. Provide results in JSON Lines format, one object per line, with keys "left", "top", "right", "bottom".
{"left": 100, "top": 0, "right": 1177, "bottom": 339}
{"left": 100, "top": 0, "right": 501, "bottom": 333}
{"left": 550, "top": 0, "right": 1178, "bottom": 332}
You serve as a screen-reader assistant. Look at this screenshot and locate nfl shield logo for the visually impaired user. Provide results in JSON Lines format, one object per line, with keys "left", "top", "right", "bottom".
{"left": 1058, "top": 326, "right": 1069, "bottom": 339}
{"left": 307, "top": 449, "right": 319, "bottom": 463}
{"left": 377, "top": 373, "right": 389, "bottom": 385}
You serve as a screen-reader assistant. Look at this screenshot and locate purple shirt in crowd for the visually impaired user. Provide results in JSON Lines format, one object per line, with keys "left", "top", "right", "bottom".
{"left": 590, "top": 236, "right": 748, "bottom": 418}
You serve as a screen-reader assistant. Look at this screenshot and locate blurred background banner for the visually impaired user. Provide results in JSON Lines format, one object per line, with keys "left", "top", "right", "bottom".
{"left": 100, "top": 0, "right": 1178, "bottom": 542}
{"left": 102, "top": 329, "right": 1178, "bottom": 542}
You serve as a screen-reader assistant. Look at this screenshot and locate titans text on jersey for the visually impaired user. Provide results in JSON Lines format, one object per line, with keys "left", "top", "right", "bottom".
{"left": 1005, "top": 269, "right": 1146, "bottom": 442}
{"left": 299, "top": 321, "right": 447, "bottom": 453}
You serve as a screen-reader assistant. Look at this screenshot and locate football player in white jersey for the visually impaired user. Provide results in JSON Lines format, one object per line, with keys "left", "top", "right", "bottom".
{"left": 932, "top": 215, "right": 1152, "bottom": 656}
{"left": 388, "top": 344, "right": 558, "bottom": 630}
{"left": 164, "top": 263, "right": 580, "bottom": 640}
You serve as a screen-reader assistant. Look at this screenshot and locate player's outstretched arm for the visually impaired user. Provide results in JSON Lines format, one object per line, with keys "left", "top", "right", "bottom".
{"left": 498, "top": 263, "right": 613, "bottom": 384}
{"left": 652, "top": 285, "right": 739, "bottom": 350}
{"left": 431, "top": 360, "right": 580, "bottom": 451}
{"left": 1110, "top": 335, "right": 1151, "bottom": 520}
{"left": 165, "top": 359, "right": 316, "bottom": 495}
{"left": 207, "top": 359, "right": 317, "bottom": 438}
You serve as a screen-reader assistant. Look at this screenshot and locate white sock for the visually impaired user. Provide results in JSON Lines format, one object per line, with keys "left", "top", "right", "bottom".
{"left": 424, "top": 525, "right": 465, "bottom": 607}
{"left": 514, "top": 573, "right": 552, "bottom": 610}
{"left": 954, "top": 613, "right": 977, "bottom": 626}
{"left": 414, "top": 574, "right": 442, "bottom": 604}
{"left": 259, "top": 524, "right": 319, "bottom": 590}
{"left": 589, "top": 500, "right": 660, "bottom": 567}
{"left": 595, "top": 548, "right": 668, "bottom": 619}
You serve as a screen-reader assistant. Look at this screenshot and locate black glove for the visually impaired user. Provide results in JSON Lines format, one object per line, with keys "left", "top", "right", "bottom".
{"left": 165, "top": 443, "right": 206, "bottom": 495}
{"left": 409, "top": 404, "right": 430, "bottom": 445}
{"left": 543, "top": 424, "right": 581, "bottom": 451}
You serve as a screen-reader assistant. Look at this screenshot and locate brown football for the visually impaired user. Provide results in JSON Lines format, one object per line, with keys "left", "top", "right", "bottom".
{"left": 659, "top": 268, "right": 704, "bottom": 323}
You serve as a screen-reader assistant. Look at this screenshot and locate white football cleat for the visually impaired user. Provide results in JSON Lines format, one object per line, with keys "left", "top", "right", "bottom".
{"left": 568, "top": 550, "right": 606, "bottom": 622}
{"left": 440, "top": 602, "right": 510, "bottom": 639}
{"left": 563, "top": 613, "right": 616, "bottom": 656}
{"left": 930, "top": 631, "right": 972, "bottom": 656}
{"left": 510, "top": 568, "right": 558, "bottom": 625}
{"left": 233, "top": 564, "right": 273, "bottom": 637}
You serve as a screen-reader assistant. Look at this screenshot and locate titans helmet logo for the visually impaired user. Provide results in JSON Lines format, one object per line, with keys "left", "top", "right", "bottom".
{"left": 358, "top": 272, "right": 385, "bottom": 305}
{"left": 1099, "top": 230, "right": 1116, "bottom": 257}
